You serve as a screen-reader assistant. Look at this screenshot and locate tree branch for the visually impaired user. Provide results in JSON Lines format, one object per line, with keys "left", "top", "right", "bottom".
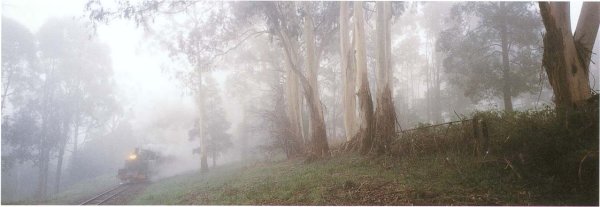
{"left": 211, "top": 30, "right": 268, "bottom": 60}
{"left": 573, "top": 2, "right": 600, "bottom": 69}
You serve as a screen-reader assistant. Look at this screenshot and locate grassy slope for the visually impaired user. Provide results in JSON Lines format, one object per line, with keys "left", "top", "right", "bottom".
{"left": 46, "top": 174, "right": 119, "bottom": 204}
{"left": 130, "top": 153, "right": 580, "bottom": 205}
{"left": 7, "top": 174, "right": 119, "bottom": 205}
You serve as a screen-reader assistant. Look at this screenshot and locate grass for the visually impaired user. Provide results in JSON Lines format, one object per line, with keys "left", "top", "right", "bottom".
{"left": 130, "top": 152, "right": 589, "bottom": 205}
{"left": 10, "top": 174, "right": 120, "bottom": 205}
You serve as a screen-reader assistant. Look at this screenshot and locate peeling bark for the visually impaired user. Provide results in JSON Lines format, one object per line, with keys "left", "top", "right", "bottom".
{"left": 373, "top": 1, "right": 397, "bottom": 154}
{"left": 539, "top": 2, "right": 599, "bottom": 110}
{"left": 348, "top": 1, "right": 375, "bottom": 155}
{"left": 285, "top": 50, "right": 305, "bottom": 157}
{"left": 275, "top": 5, "right": 329, "bottom": 159}
{"left": 303, "top": 3, "right": 330, "bottom": 158}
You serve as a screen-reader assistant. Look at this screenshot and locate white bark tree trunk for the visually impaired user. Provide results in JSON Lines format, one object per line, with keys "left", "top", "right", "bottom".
{"left": 285, "top": 46, "right": 305, "bottom": 157}
{"left": 352, "top": 1, "right": 375, "bottom": 154}
{"left": 275, "top": 5, "right": 329, "bottom": 159}
{"left": 340, "top": 2, "right": 358, "bottom": 142}
{"left": 539, "top": 2, "right": 599, "bottom": 109}
{"left": 196, "top": 67, "right": 208, "bottom": 172}
{"left": 303, "top": 2, "right": 330, "bottom": 158}
{"left": 372, "top": 1, "right": 397, "bottom": 154}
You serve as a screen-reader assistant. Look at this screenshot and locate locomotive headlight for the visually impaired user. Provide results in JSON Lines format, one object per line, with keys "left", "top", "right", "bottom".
{"left": 128, "top": 154, "right": 137, "bottom": 160}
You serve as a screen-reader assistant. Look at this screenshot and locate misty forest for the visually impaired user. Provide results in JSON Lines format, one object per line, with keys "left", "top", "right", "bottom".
{"left": 1, "top": 1, "right": 599, "bottom": 205}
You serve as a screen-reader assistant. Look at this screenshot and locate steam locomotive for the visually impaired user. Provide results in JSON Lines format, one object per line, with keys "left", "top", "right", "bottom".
{"left": 117, "top": 148, "right": 161, "bottom": 183}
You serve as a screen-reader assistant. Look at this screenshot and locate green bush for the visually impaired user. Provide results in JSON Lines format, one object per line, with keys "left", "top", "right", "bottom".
{"left": 393, "top": 104, "right": 598, "bottom": 204}
{"left": 475, "top": 106, "right": 597, "bottom": 203}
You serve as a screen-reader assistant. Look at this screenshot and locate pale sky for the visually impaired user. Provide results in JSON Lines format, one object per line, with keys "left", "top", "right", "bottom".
{"left": 2, "top": 0, "right": 214, "bottom": 130}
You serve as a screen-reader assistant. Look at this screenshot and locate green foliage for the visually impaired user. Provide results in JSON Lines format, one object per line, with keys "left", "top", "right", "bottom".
{"left": 438, "top": 2, "right": 544, "bottom": 103}
{"left": 1, "top": 17, "right": 38, "bottom": 108}
{"left": 188, "top": 75, "right": 233, "bottom": 161}
{"left": 474, "top": 107, "right": 598, "bottom": 203}
{"left": 393, "top": 118, "right": 476, "bottom": 156}
{"left": 395, "top": 106, "right": 598, "bottom": 204}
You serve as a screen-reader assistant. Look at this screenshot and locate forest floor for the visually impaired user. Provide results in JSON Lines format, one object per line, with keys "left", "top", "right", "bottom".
{"left": 127, "top": 152, "right": 594, "bottom": 205}
{"left": 12, "top": 151, "right": 595, "bottom": 205}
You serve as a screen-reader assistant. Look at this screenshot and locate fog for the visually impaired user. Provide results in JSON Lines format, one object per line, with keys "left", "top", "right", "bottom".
{"left": 1, "top": 0, "right": 599, "bottom": 203}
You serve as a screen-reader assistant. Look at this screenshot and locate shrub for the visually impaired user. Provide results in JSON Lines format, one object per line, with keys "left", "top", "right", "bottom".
{"left": 392, "top": 104, "right": 598, "bottom": 203}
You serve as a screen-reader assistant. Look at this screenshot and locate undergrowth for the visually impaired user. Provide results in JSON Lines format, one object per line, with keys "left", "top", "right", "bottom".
{"left": 132, "top": 148, "right": 595, "bottom": 205}
{"left": 393, "top": 104, "right": 598, "bottom": 205}
{"left": 476, "top": 106, "right": 598, "bottom": 204}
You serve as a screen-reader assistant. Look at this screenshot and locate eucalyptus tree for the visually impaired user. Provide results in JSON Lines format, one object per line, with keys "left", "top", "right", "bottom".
{"left": 1, "top": 17, "right": 38, "bottom": 113}
{"left": 156, "top": 4, "right": 228, "bottom": 172}
{"left": 420, "top": 2, "right": 454, "bottom": 123}
{"left": 301, "top": 2, "right": 339, "bottom": 157}
{"left": 392, "top": 4, "right": 427, "bottom": 128}
{"left": 224, "top": 36, "right": 305, "bottom": 159}
{"left": 343, "top": 2, "right": 403, "bottom": 155}
{"left": 538, "top": 2, "right": 599, "bottom": 112}
{"left": 346, "top": 1, "right": 375, "bottom": 154}
{"left": 87, "top": 0, "right": 268, "bottom": 170}
{"left": 85, "top": 1, "right": 341, "bottom": 159}
{"left": 371, "top": 2, "right": 397, "bottom": 154}
{"left": 339, "top": 2, "right": 357, "bottom": 142}
{"left": 438, "top": 2, "right": 543, "bottom": 112}
{"left": 233, "top": 1, "right": 337, "bottom": 158}
{"left": 1, "top": 17, "right": 116, "bottom": 198}
{"left": 36, "top": 17, "right": 117, "bottom": 195}
{"left": 188, "top": 76, "right": 233, "bottom": 168}
{"left": 1, "top": 17, "right": 38, "bottom": 174}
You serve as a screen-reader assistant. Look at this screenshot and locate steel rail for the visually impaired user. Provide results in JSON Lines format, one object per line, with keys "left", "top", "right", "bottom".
{"left": 79, "top": 184, "right": 128, "bottom": 205}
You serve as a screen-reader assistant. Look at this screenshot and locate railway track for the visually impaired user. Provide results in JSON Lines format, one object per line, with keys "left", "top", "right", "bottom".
{"left": 79, "top": 184, "right": 131, "bottom": 205}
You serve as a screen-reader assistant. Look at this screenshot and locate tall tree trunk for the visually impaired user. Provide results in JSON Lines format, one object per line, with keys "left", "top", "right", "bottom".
{"left": 299, "top": 98, "right": 307, "bottom": 145}
{"left": 70, "top": 114, "right": 80, "bottom": 174}
{"left": 196, "top": 67, "right": 208, "bottom": 173}
{"left": 284, "top": 37, "right": 305, "bottom": 157}
{"left": 37, "top": 64, "right": 53, "bottom": 199}
{"left": 426, "top": 35, "right": 432, "bottom": 122}
{"left": 499, "top": 5, "right": 514, "bottom": 112}
{"left": 274, "top": 2, "right": 329, "bottom": 159}
{"left": 303, "top": 3, "right": 330, "bottom": 158}
{"left": 384, "top": 1, "right": 392, "bottom": 94}
{"left": 539, "top": 2, "right": 599, "bottom": 110}
{"left": 55, "top": 114, "right": 73, "bottom": 193}
{"left": 277, "top": 22, "right": 330, "bottom": 158}
{"left": 433, "top": 52, "right": 443, "bottom": 123}
{"left": 212, "top": 151, "right": 216, "bottom": 168}
{"left": 350, "top": 1, "right": 375, "bottom": 155}
{"left": 331, "top": 86, "right": 337, "bottom": 140}
{"left": 54, "top": 142, "right": 66, "bottom": 193}
{"left": 340, "top": 2, "right": 358, "bottom": 142}
{"left": 372, "top": 1, "right": 396, "bottom": 154}
{"left": 1, "top": 70, "right": 14, "bottom": 112}
{"left": 37, "top": 146, "right": 49, "bottom": 199}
